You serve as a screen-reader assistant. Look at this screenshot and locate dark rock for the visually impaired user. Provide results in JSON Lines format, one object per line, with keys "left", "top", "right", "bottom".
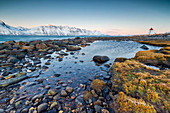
{"left": 54, "top": 74, "right": 61, "bottom": 77}
{"left": 0, "top": 74, "right": 27, "bottom": 88}
{"left": 0, "top": 44, "right": 6, "bottom": 50}
{"left": 31, "top": 94, "right": 44, "bottom": 102}
{"left": 114, "top": 57, "right": 127, "bottom": 62}
{"left": 94, "top": 105, "right": 102, "bottom": 112}
{"left": 59, "top": 51, "right": 68, "bottom": 56}
{"left": 140, "top": 45, "right": 149, "bottom": 50}
{"left": 7, "top": 56, "right": 19, "bottom": 63}
{"left": 93, "top": 56, "right": 110, "bottom": 63}
{"left": 37, "top": 103, "right": 48, "bottom": 113}
{"left": 104, "top": 75, "right": 111, "bottom": 80}
{"left": 21, "top": 108, "right": 28, "bottom": 113}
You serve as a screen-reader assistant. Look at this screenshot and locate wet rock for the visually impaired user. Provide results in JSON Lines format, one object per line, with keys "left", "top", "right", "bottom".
{"left": 140, "top": 45, "right": 149, "bottom": 50}
{"left": 114, "top": 57, "right": 127, "bottom": 62}
{"left": 45, "top": 85, "right": 51, "bottom": 89}
{"left": 36, "top": 43, "right": 47, "bottom": 49}
{"left": 62, "top": 83, "right": 67, "bottom": 87}
{"left": 48, "top": 89, "right": 58, "bottom": 96}
{"left": 37, "top": 103, "right": 48, "bottom": 113}
{"left": 101, "top": 109, "right": 110, "bottom": 113}
{"left": 91, "top": 90, "right": 98, "bottom": 97}
{"left": 54, "top": 74, "right": 61, "bottom": 77}
{"left": 22, "top": 45, "right": 35, "bottom": 51}
{"left": 21, "top": 108, "right": 28, "bottom": 113}
{"left": 7, "top": 56, "right": 19, "bottom": 63}
{"left": 93, "top": 56, "right": 110, "bottom": 63}
{"left": 66, "top": 45, "right": 81, "bottom": 51}
{"left": 66, "top": 87, "right": 73, "bottom": 93}
{"left": 59, "top": 51, "right": 68, "bottom": 56}
{"left": 45, "top": 62, "right": 51, "bottom": 65}
{"left": 94, "top": 105, "right": 102, "bottom": 112}
{"left": 50, "top": 101, "right": 58, "bottom": 109}
{"left": 4, "top": 40, "right": 15, "bottom": 45}
{"left": 75, "top": 95, "right": 85, "bottom": 105}
{"left": 90, "top": 79, "right": 106, "bottom": 94}
{"left": 60, "top": 90, "right": 67, "bottom": 97}
{"left": 104, "top": 75, "right": 111, "bottom": 80}
{"left": 0, "top": 74, "right": 27, "bottom": 88}
{"left": 31, "top": 94, "right": 44, "bottom": 102}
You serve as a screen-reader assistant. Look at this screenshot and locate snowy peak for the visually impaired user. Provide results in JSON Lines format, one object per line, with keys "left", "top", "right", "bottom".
{"left": 0, "top": 20, "right": 104, "bottom": 36}
{"left": 0, "top": 20, "right": 6, "bottom": 26}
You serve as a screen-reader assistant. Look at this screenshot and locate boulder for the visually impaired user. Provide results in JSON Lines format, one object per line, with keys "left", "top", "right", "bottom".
{"left": 93, "top": 55, "right": 110, "bottom": 63}
{"left": 4, "top": 40, "right": 15, "bottom": 45}
{"left": 66, "top": 45, "right": 81, "bottom": 51}
{"left": 36, "top": 43, "right": 48, "bottom": 49}
{"left": 22, "top": 45, "right": 35, "bottom": 51}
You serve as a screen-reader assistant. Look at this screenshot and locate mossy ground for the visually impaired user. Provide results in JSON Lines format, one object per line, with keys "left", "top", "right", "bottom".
{"left": 110, "top": 60, "right": 170, "bottom": 113}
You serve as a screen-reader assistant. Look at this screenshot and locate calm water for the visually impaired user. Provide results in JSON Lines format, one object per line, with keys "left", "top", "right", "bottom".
{"left": 0, "top": 35, "right": 77, "bottom": 43}
{"left": 17, "top": 40, "right": 161, "bottom": 94}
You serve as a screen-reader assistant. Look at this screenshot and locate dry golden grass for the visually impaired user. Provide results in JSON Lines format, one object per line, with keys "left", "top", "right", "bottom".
{"left": 138, "top": 40, "right": 170, "bottom": 47}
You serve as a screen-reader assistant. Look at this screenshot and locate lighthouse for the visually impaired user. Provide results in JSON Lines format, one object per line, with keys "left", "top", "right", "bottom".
{"left": 149, "top": 27, "right": 155, "bottom": 35}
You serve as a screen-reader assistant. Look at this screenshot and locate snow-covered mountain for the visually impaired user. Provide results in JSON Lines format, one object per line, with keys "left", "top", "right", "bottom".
{"left": 0, "top": 20, "right": 104, "bottom": 36}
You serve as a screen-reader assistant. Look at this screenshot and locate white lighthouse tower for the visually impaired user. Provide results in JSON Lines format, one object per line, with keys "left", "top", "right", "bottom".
{"left": 149, "top": 27, "right": 155, "bottom": 35}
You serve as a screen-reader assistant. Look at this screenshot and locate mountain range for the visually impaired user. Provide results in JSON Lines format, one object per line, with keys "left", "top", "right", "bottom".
{"left": 0, "top": 20, "right": 104, "bottom": 36}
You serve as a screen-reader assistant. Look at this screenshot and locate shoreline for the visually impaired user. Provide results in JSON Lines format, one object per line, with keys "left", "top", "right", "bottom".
{"left": 0, "top": 36, "right": 169, "bottom": 113}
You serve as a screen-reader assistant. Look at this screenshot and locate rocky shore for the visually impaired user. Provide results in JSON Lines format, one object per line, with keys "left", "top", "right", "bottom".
{"left": 0, "top": 36, "right": 169, "bottom": 113}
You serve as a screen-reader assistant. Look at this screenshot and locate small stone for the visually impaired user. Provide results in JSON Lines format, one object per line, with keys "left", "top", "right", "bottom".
{"left": 94, "top": 105, "right": 102, "bottom": 112}
{"left": 80, "top": 84, "right": 85, "bottom": 88}
{"left": 48, "top": 89, "right": 58, "bottom": 96}
{"left": 45, "top": 62, "right": 51, "bottom": 65}
{"left": 104, "top": 76, "right": 111, "bottom": 80}
{"left": 21, "top": 108, "right": 28, "bottom": 113}
{"left": 27, "top": 70, "right": 32, "bottom": 73}
{"left": 54, "top": 74, "right": 61, "bottom": 77}
{"left": 66, "top": 87, "right": 73, "bottom": 93}
{"left": 50, "top": 101, "right": 58, "bottom": 109}
{"left": 37, "top": 103, "right": 48, "bottom": 113}
{"left": 61, "top": 90, "right": 67, "bottom": 97}
{"left": 68, "top": 80, "right": 72, "bottom": 83}
{"left": 45, "top": 85, "right": 51, "bottom": 89}
{"left": 101, "top": 109, "right": 109, "bottom": 113}
{"left": 91, "top": 90, "right": 98, "bottom": 97}
{"left": 62, "top": 84, "right": 67, "bottom": 87}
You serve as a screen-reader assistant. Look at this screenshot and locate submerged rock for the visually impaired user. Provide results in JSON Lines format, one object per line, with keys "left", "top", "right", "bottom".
{"left": 140, "top": 45, "right": 149, "bottom": 50}
{"left": 37, "top": 103, "right": 48, "bottom": 113}
{"left": 93, "top": 56, "right": 110, "bottom": 63}
{"left": 61, "top": 90, "right": 67, "bottom": 97}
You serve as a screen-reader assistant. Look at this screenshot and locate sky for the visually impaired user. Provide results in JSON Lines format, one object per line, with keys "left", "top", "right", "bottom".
{"left": 0, "top": 0, "right": 170, "bottom": 35}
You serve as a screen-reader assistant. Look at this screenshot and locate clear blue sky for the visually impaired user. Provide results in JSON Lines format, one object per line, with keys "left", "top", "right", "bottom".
{"left": 0, "top": 0, "right": 170, "bottom": 35}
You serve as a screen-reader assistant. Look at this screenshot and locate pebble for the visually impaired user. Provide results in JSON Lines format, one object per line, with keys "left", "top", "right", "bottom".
{"left": 66, "top": 86, "right": 73, "bottom": 93}
{"left": 101, "top": 109, "right": 110, "bottom": 113}
{"left": 61, "top": 90, "right": 67, "bottom": 97}
{"left": 94, "top": 105, "right": 102, "bottom": 112}
{"left": 21, "top": 108, "right": 28, "bottom": 113}
{"left": 45, "top": 85, "right": 51, "bottom": 89}
{"left": 50, "top": 101, "right": 58, "bottom": 109}
{"left": 104, "top": 76, "right": 111, "bottom": 80}
{"left": 68, "top": 80, "right": 72, "bottom": 83}
{"left": 48, "top": 89, "right": 58, "bottom": 96}
{"left": 54, "top": 74, "right": 61, "bottom": 77}
{"left": 37, "top": 103, "right": 48, "bottom": 113}
{"left": 27, "top": 69, "right": 32, "bottom": 73}
{"left": 62, "top": 83, "right": 67, "bottom": 87}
